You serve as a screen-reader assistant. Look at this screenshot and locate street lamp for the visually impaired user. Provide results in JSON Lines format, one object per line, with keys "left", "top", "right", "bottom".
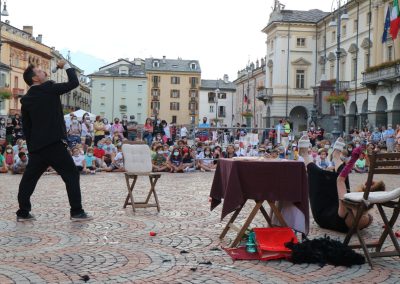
{"left": 0, "top": 1, "right": 9, "bottom": 64}
{"left": 329, "top": 0, "right": 348, "bottom": 139}
{"left": 214, "top": 88, "right": 220, "bottom": 127}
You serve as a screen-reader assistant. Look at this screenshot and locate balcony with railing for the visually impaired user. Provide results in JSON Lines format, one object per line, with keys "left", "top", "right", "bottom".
{"left": 319, "top": 80, "right": 350, "bottom": 92}
{"left": 12, "top": 88, "right": 24, "bottom": 98}
{"left": 256, "top": 87, "right": 273, "bottom": 103}
{"left": 362, "top": 62, "right": 400, "bottom": 89}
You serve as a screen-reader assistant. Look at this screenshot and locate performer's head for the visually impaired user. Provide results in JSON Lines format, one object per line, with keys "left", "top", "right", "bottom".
{"left": 23, "top": 64, "right": 48, "bottom": 86}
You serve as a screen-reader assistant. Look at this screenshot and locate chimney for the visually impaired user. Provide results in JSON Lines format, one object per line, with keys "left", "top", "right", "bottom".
{"left": 256, "top": 59, "right": 259, "bottom": 68}
{"left": 36, "top": 34, "right": 42, "bottom": 43}
{"left": 223, "top": 74, "right": 229, "bottom": 83}
{"left": 23, "top": 26, "right": 33, "bottom": 35}
{"left": 162, "top": 56, "right": 166, "bottom": 64}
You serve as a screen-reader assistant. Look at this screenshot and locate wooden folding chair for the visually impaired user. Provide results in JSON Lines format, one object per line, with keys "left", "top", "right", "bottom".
{"left": 342, "top": 152, "right": 400, "bottom": 267}
{"left": 122, "top": 143, "right": 162, "bottom": 213}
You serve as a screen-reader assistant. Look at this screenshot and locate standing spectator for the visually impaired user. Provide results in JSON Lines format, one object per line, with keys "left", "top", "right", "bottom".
{"left": 268, "top": 128, "right": 276, "bottom": 146}
{"left": 383, "top": 124, "right": 396, "bottom": 152}
{"left": 81, "top": 115, "right": 93, "bottom": 148}
{"left": 198, "top": 117, "right": 210, "bottom": 142}
{"left": 275, "top": 120, "right": 284, "bottom": 145}
{"left": 93, "top": 116, "right": 105, "bottom": 146}
{"left": 143, "top": 118, "right": 154, "bottom": 146}
{"left": 12, "top": 152, "right": 29, "bottom": 174}
{"left": 121, "top": 115, "right": 128, "bottom": 139}
{"left": 5, "top": 118, "right": 14, "bottom": 146}
{"left": 180, "top": 124, "right": 188, "bottom": 139}
{"left": 111, "top": 117, "right": 124, "bottom": 140}
{"left": 161, "top": 120, "right": 172, "bottom": 145}
{"left": 103, "top": 118, "right": 111, "bottom": 138}
{"left": 13, "top": 114, "right": 24, "bottom": 140}
{"left": 0, "top": 117, "right": 6, "bottom": 146}
{"left": 127, "top": 115, "right": 138, "bottom": 141}
{"left": 316, "top": 126, "right": 325, "bottom": 141}
{"left": 170, "top": 123, "right": 177, "bottom": 142}
{"left": 370, "top": 127, "right": 382, "bottom": 144}
{"left": 396, "top": 124, "right": 400, "bottom": 146}
{"left": 67, "top": 115, "right": 82, "bottom": 149}
{"left": 308, "top": 126, "right": 317, "bottom": 147}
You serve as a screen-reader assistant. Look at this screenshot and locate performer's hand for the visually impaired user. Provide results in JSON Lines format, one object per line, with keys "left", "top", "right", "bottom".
{"left": 56, "top": 60, "right": 66, "bottom": 69}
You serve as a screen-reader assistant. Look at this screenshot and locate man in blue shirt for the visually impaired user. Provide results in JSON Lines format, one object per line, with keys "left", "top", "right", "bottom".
{"left": 198, "top": 117, "right": 210, "bottom": 142}
{"left": 370, "top": 127, "right": 382, "bottom": 144}
{"left": 383, "top": 124, "right": 395, "bottom": 152}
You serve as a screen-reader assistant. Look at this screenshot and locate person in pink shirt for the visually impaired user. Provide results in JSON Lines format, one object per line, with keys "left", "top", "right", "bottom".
{"left": 111, "top": 118, "right": 124, "bottom": 140}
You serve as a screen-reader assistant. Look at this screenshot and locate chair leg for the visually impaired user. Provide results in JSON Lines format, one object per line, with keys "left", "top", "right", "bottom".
{"left": 376, "top": 205, "right": 400, "bottom": 257}
{"left": 356, "top": 228, "right": 373, "bottom": 268}
{"left": 149, "top": 176, "right": 160, "bottom": 212}
{"left": 343, "top": 204, "right": 364, "bottom": 246}
{"left": 123, "top": 175, "right": 138, "bottom": 212}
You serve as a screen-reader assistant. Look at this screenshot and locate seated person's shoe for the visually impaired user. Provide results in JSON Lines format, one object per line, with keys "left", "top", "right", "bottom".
{"left": 70, "top": 212, "right": 93, "bottom": 222}
{"left": 17, "top": 213, "right": 36, "bottom": 222}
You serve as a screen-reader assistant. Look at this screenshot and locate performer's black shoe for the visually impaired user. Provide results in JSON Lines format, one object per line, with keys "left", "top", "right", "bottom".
{"left": 17, "top": 213, "right": 36, "bottom": 222}
{"left": 70, "top": 212, "right": 93, "bottom": 222}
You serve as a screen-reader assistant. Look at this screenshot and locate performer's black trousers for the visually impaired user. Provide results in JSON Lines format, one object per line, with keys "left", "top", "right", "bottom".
{"left": 16, "top": 141, "right": 84, "bottom": 217}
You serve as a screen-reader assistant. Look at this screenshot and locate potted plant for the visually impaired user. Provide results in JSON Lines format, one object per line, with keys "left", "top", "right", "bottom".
{"left": 241, "top": 111, "right": 253, "bottom": 117}
{"left": 325, "top": 91, "right": 349, "bottom": 104}
{"left": 0, "top": 88, "right": 11, "bottom": 100}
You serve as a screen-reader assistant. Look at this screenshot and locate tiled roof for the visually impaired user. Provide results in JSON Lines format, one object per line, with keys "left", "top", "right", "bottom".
{"left": 145, "top": 58, "right": 201, "bottom": 73}
{"left": 200, "top": 79, "right": 236, "bottom": 91}
{"left": 267, "top": 9, "right": 329, "bottom": 27}
{"left": 89, "top": 62, "right": 146, "bottom": 78}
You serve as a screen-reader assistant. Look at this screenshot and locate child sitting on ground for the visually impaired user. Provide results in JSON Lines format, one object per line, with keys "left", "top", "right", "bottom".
{"left": 83, "top": 147, "right": 97, "bottom": 174}
{"left": 0, "top": 146, "right": 8, "bottom": 173}
{"left": 106, "top": 145, "right": 125, "bottom": 172}
{"left": 354, "top": 152, "right": 368, "bottom": 173}
{"left": 72, "top": 147, "right": 85, "bottom": 173}
{"left": 4, "top": 145, "right": 14, "bottom": 170}
{"left": 152, "top": 145, "right": 170, "bottom": 172}
{"left": 12, "top": 152, "right": 29, "bottom": 174}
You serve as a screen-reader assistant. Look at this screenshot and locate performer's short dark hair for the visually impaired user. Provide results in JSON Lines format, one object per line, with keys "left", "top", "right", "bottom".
{"left": 23, "top": 64, "right": 36, "bottom": 86}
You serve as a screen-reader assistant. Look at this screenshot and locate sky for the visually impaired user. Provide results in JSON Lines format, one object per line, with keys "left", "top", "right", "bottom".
{"left": 7, "top": 0, "right": 333, "bottom": 80}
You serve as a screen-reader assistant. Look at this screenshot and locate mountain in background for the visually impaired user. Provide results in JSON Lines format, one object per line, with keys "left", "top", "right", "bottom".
{"left": 60, "top": 49, "right": 108, "bottom": 75}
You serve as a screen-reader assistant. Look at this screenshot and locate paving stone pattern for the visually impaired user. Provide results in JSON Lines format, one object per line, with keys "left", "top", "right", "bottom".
{"left": 0, "top": 172, "right": 399, "bottom": 283}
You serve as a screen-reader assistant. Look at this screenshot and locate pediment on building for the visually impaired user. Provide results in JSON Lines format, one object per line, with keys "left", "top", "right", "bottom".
{"left": 348, "top": 43, "right": 359, "bottom": 53}
{"left": 267, "top": 59, "right": 273, "bottom": 68}
{"left": 291, "top": 57, "right": 311, "bottom": 66}
{"left": 361, "top": 38, "right": 373, "bottom": 50}
{"left": 327, "top": 52, "right": 336, "bottom": 61}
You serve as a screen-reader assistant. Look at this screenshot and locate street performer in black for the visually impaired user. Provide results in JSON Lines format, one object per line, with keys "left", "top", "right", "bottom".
{"left": 17, "top": 61, "right": 92, "bottom": 222}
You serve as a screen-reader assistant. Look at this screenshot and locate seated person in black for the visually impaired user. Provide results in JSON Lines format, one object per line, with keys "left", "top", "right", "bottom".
{"left": 299, "top": 137, "right": 350, "bottom": 233}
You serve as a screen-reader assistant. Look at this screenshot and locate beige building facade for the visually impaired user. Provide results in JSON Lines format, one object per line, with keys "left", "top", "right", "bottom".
{"left": 263, "top": 0, "right": 400, "bottom": 134}
{"left": 145, "top": 57, "right": 201, "bottom": 125}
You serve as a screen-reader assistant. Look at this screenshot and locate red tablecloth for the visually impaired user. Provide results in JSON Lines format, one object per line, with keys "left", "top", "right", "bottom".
{"left": 210, "top": 158, "right": 309, "bottom": 234}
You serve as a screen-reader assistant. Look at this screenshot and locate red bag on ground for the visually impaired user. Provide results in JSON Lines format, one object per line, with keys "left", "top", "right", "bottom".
{"left": 253, "top": 227, "right": 298, "bottom": 261}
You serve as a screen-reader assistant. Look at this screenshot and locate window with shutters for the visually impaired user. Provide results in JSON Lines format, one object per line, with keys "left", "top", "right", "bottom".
{"left": 170, "top": 102, "right": 180, "bottom": 111}
{"left": 171, "top": 76, "right": 180, "bottom": 84}
{"left": 170, "top": 89, "right": 180, "bottom": 98}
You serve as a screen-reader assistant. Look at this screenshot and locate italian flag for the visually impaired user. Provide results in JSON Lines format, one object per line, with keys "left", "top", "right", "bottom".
{"left": 391, "top": 0, "right": 400, "bottom": 39}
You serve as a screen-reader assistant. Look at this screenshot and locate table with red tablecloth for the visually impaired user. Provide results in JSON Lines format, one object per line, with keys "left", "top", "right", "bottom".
{"left": 210, "top": 158, "right": 309, "bottom": 247}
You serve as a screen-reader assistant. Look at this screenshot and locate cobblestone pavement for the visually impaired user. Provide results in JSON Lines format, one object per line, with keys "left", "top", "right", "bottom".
{"left": 0, "top": 171, "right": 400, "bottom": 284}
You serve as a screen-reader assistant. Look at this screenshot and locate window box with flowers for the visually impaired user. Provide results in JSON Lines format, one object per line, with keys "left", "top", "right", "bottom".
{"left": 241, "top": 111, "right": 253, "bottom": 117}
{"left": 325, "top": 91, "right": 349, "bottom": 104}
{"left": 0, "top": 88, "right": 11, "bottom": 100}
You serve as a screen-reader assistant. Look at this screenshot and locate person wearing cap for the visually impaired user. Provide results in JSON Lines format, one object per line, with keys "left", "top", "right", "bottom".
{"left": 383, "top": 124, "right": 395, "bottom": 152}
